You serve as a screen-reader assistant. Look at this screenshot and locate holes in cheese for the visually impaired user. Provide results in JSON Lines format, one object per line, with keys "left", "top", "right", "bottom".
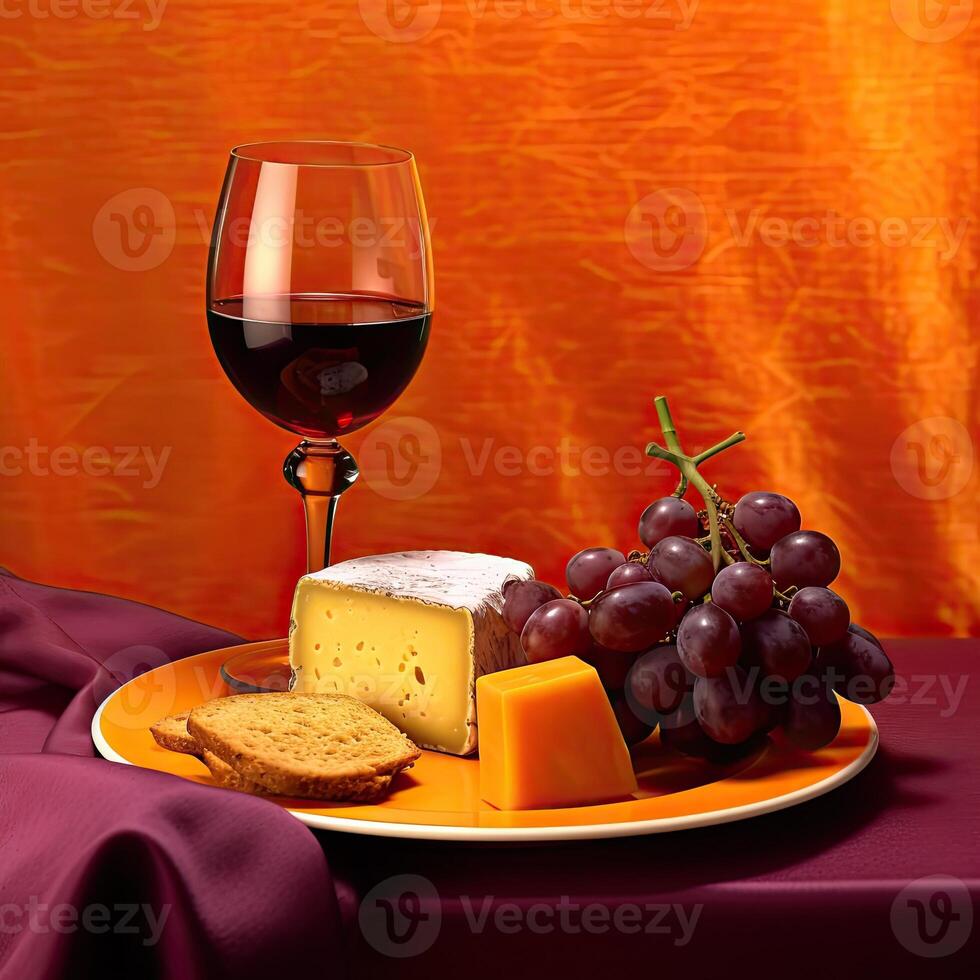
{"left": 476, "top": 656, "right": 639, "bottom": 810}
{"left": 288, "top": 551, "right": 533, "bottom": 756}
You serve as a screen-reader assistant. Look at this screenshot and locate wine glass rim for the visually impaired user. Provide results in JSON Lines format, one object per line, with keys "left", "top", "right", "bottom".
{"left": 230, "top": 140, "right": 414, "bottom": 168}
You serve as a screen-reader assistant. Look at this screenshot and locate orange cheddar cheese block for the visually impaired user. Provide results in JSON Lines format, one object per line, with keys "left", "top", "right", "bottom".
{"left": 476, "top": 656, "right": 638, "bottom": 810}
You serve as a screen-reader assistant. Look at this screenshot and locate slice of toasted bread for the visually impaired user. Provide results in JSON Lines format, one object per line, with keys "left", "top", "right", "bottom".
{"left": 187, "top": 693, "right": 421, "bottom": 801}
{"left": 201, "top": 749, "right": 270, "bottom": 795}
{"left": 150, "top": 711, "right": 199, "bottom": 755}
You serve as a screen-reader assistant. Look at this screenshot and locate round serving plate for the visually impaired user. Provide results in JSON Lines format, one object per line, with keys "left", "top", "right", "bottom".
{"left": 92, "top": 639, "right": 878, "bottom": 842}
{"left": 220, "top": 644, "right": 292, "bottom": 693}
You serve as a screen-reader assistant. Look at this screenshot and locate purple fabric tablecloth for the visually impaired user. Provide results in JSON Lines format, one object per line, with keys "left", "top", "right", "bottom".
{"left": 329, "top": 639, "right": 979, "bottom": 978}
{"left": 0, "top": 570, "right": 343, "bottom": 979}
{"left": 1, "top": 569, "right": 977, "bottom": 977}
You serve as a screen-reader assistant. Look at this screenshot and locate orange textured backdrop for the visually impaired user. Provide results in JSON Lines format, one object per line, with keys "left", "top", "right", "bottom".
{"left": 0, "top": 1, "right": 977, "bottom": 639}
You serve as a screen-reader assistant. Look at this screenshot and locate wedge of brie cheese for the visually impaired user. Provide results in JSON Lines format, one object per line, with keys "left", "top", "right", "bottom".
{"left": 288, "top": 551, "right": 533, "bottom": 755}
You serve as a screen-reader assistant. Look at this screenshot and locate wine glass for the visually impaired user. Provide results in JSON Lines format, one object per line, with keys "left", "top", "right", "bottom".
{"left": 207, "top": 141, "right": 433, "bottom": 689}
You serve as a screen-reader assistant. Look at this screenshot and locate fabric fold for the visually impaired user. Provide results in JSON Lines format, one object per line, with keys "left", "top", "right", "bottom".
{"left": 0, "top": 570, "right": 343, "bottom": 979}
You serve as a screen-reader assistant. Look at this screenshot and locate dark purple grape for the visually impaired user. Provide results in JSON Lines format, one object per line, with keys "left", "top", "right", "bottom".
{"left": 625, "top": 644, "right": 692, "bottom": 722}
{"left": 741, "top": 609, "right": 812, "bottom": 682}
{"left": 788, "top": 587, "right": 849, "bottom": 646}
{"left": 566, "top": 547, "right": 626, "bottom": 600}
{"left": 757, "top": 691, "right": 783, "bottom": 734}
{"left": 611, "top": 694, "right": 656, "bottom": 746}
{"left": 638, "top": 497, "right": 699, "bottom": 549}
{"left": 693, "top": 668, "right": 767, "bottom": 744}
{"left": 781, "top": 680, "right": 841, "bottom": 750}
{"left": 769, "top": 531, "right": 841, "bottom": 590}
{"left": 821, "top": 632, "right": 894, "bottom": 704}
{"left": 676, "top": 603, "right": 741, "bottom": 678}
{"left": 649, "top": 536, "right": 714, "bottom": 601}
{"left": 501, "top": 579, "right": 562, "bottom": 634}
{"left": 659, "top": 695, "right": 719, "bottom": 759}
{"left": 848, "top": 623, "right": 883, "bottom": 650}
{"left": 581, "top": 642, "right": 636, "bottom": 692}
{"left": 710, "top": 562, "right": 774, "bottom": 621}
{"left": 732, "top": 492, "right": 801, "bottom": 554}
{"left": 606, "top": 561, "right": 654, "bottom": 589}
{"left": 588, "top": 581, "right": 675, "bottom": 653}
{"left": 671, "top": 596, "right": 691, "bottom": 627}
{"left": 521, "top": 599, "right": 590, "bottom": 663}
{"left": 661, "top": 695, "right": 766, "bottom": 761}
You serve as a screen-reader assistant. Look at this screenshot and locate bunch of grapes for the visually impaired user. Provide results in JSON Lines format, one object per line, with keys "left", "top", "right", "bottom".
{"left": 500, "top": 397, "right": 895, "bottom": 759}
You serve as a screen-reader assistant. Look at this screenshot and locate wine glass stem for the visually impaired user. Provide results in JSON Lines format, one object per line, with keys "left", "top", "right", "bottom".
{"left": 283, "top": 440, "right": 359, "bottom": 572}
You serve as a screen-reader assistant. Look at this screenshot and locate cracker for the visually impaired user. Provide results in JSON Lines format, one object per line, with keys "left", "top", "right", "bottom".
{"left": 187, "top": 693, "right": 420, "bottom": 801}
{"left": 201, "top": 749, "right": 270, "bottom": 795}
{"left": 149, "top": 711, "right": 199, "bottom": 755}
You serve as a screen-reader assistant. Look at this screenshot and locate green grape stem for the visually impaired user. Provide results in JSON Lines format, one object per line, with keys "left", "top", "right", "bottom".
{"left": 645, "top": 396, "right": 746, "bottom": 573}
{"left": 719, "top": 515, "right": 769, "bottom": 568}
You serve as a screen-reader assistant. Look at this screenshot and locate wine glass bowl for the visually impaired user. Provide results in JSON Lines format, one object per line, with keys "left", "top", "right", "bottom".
{"left": 206, "top": 140, "right": 433, "bottom": 575}
{"left": 207, "top": 293, "right": 430, "bottom": 439}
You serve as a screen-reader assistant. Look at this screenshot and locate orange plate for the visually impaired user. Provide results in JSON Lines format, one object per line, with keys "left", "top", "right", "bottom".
{"left": 92, "top": 640, "right": 878, "bottom": 841}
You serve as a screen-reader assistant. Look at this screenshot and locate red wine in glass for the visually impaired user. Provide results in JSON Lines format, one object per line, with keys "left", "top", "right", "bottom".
{"left": 207, "top": 293, "right": 431, "bottom": 439}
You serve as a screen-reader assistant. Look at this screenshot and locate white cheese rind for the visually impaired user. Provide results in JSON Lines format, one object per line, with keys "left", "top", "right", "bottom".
{"left": 288, "top": 551, "right": 533, "bottom": 754}
{"left": 298, "top": 551, "right": 533, "bottom": 608}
